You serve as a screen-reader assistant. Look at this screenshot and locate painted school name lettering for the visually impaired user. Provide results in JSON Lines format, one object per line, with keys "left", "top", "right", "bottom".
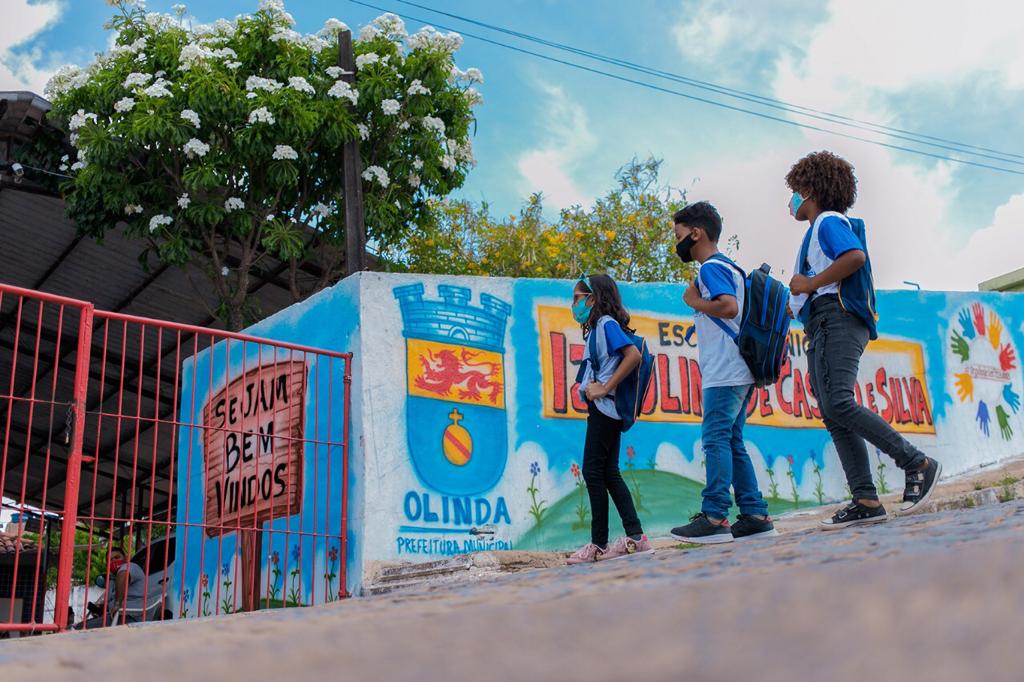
{"left": 538, "top": 306, "right": 935, "bottom": 434}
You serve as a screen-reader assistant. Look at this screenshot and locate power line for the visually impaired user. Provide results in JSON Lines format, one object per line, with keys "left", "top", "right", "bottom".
{"left": 394, "top": 0, "right": 1024, "bottom": 164}
{"left": 346, "top": 0, "right": 1024, "bottom": 176}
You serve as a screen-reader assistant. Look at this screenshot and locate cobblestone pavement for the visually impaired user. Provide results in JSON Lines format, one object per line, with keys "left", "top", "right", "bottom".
{"left": 3, "top": 502, "right": 1024, "bottom": 681}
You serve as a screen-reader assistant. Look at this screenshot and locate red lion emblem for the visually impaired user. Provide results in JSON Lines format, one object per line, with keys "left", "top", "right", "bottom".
{"left": 415, "top": 348, "right": 502, "bottom": 404}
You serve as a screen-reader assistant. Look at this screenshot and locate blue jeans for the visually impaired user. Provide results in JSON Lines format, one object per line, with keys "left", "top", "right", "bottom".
{"left": 701, "top": 384, "right": 768, "bottom": 519}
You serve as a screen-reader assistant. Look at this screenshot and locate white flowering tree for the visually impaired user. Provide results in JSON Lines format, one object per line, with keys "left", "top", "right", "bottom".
{"left": 44, "top": 0, "right": 482, "bottom": 329}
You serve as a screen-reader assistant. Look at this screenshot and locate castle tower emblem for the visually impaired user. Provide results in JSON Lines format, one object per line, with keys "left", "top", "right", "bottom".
{"left": 394, "top": 283, "right": 512, "bottom": 495}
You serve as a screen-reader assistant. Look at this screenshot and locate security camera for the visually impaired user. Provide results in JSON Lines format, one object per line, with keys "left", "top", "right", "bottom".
{"left": 10, "top": 163, "right": 24, "bottom": 181}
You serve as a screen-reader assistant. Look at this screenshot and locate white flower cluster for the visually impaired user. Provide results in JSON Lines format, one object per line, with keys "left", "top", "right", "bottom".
{"left": 272, "top": 144, "right": 298, "bottom": 160}
{"left": 183, "top": 138, "right": 210, "bottom": 158}
{"left": 258, "top": 0, "right": 294, "bottom": 26}
{"left": 149, "top": 214, "right": 173, "bottom": 233}
{"left": 407, "top": 79, "right": 430, "bottom": 96}
{"left": 180, "top": 43, "right": 238, "bottom": 71}
{"left": 245, "top": 76, "right": 283, "bottom": 93}
{"left": 413, "top": 158, "right": 423, "bottom": 170}
{"left": 371, "top": 13, "right": 408, "bottom": 40}
{"left": 408, "top": 173, "right": 421, "bottom": 189}
{"left": 270, "top": 29, "right": 302, "bottom": 44}
{"left": 114, "top": 97, "right": 136, "bottom": 113}
{"left": 143, "top": 77, "right": 173, "bottom": 98}
{"left": 362, "top": 165, "right": 389, "bottom": 188}
{"left": 310, "top": 202, "right": 331, "bottom": 218}
{"left": 465, "top": 68, "right": 484, "bottom": 84}
{"left": 440, "top": 154, "right": 456, "bottom": 171}
{"left": 319, "top": 18, "right": 349, "bottom": 37}
{"left": 122, "top": 69, "right": 153, "bottom": 90}
{"left": 408, "top": 26, "right": 463, "bottom": 54}
{"left": 354, "top": 52, "right": 379, "bottom": 69}
{"left": 224, "top": 197, "right": 245, "bottom": 212}
{"left": 172, "top": 3, "right": 187, "bottom": 18}
{"left": 125, "top": 204, "right": 144, "bottom": 215}
{"left": 180, "top": 109, "right": 201, "bottom": 127}
{"left": 357, "top": 123, "right": 369, "bottom": 141}
{"left": 381, "top": 99, "right": 400, "bottom": 115}
{"left": 177, "top": 193, "right": 191, "bottom": 209}
{"left": 249, "top": 107, "right": 275, "bottom": 125}
{"left": 447, "top": 138, "right": 475, "bottom": 165}
{"left": 68, "top": 109, "right": 98, "bottom": 131}
{"left": 465, "top": 87, "right": 483, "bottom": 107}
{"left": 359, "top": 25, "right": 380, "bottom": 42}
{"left": 327, "top": 80, "right": 358, "bottom": 105}
{"left": 45, "top": 65, "right": 89, "bottom": 99}
{"left": 325, "top": 66, "right": 343, "bottom": 78}
{"left": 288, "top": 76, "right": 315, "bottom": 95}
{"left": 421, "top": 116, "right": 446, "bottom": 136}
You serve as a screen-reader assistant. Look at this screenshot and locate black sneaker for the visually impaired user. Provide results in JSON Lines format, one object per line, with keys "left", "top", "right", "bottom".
{"left": 731, "top": 514, "right": 779, "bottom": 541}
{"left": 899, "top": 457, "right": 942, "bottom": 514}
{"left": 820, "top": 501, "right": 888, "bottom": 531}
{"left": 670, "top": 513, "right": 734, "bottom": 544}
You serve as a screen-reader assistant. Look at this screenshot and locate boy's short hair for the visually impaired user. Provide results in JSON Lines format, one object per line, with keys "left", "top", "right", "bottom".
{"left": 785, "top": 150, "right": 858, "bottom": 213}
{"left": 673, "top": 201, "right": 722, "bottom": 242}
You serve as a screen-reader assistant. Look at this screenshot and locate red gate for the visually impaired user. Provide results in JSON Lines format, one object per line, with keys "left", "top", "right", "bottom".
{"left": 0, "top": 283, "right": 352, "bottom": 635}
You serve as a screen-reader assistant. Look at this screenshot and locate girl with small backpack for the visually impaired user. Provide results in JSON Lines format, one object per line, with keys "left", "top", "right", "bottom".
{"left": 566, "top": 274, "right": 652, "bottom": 564}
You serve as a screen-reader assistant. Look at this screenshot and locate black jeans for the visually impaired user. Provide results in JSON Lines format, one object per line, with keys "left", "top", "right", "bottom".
{"left": 583, "top": 403, "right": 643, "bottom": 546}
{"left": 806, "top": 296, "right": 927, "bottom": 501}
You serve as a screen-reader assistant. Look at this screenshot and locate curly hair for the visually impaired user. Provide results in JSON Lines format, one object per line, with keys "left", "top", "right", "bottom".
{"left": 785, "top": 151, "right": 858, "bottom": 213}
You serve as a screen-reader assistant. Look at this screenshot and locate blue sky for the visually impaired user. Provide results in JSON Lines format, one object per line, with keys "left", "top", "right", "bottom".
{"left": 4, "top": 0, "right": 1024, "bottom": 290}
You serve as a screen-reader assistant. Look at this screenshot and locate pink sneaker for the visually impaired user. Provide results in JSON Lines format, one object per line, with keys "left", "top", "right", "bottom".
{"left": 597, "top": 535, "right": 653, "bottom": 561}
{"left": 566, "top": 543, "right": 605, "bottom": 565}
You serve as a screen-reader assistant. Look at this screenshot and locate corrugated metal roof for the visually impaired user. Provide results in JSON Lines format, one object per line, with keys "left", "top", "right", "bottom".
{"left": 0, "top": 186, "right": 331, "bottom": 528}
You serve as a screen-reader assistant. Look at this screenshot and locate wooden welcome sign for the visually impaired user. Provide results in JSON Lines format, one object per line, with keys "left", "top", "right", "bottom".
{"left": 202, "top": 359, "right": 307, "bottom": 610}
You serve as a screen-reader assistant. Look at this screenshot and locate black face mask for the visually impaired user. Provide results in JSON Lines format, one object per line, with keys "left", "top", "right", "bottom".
{"left": 675, "top": 236, "right": 697, "bottom": 263}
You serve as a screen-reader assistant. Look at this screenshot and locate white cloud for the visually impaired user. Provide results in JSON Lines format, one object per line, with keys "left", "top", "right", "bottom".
{"left": 960, "top": 193, "right": 1024, "bottom": 288}
{"left": 774, "top": 0, "right": 1024, "bottom": 100}
{"left": 676, "top": 0, "right": 1024, "bottom": 292}
{"left": 0, "top": 0, "right": 63, "bottom": 93}
{"left": 516, "top": 82, "right": 596, "bottom": 209}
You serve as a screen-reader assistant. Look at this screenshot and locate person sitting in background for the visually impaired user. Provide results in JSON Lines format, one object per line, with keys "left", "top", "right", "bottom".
{"left": 75, "top": 545, "right": 147, "bottom": 629}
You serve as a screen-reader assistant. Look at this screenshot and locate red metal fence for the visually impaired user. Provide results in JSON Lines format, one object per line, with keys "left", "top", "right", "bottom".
{"left": 0, "top": 283, "right": 352, "bottom": 635}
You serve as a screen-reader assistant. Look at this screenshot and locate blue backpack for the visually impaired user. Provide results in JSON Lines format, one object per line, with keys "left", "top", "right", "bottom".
{"left": 703, "top": 258, "right": 792, "bottom": 388}
{"left": 575, "top": 322, "right": 655, "bottom": 432}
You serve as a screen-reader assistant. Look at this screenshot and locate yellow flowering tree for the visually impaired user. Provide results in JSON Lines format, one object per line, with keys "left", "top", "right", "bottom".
{"left": 388, "top": 157, "right": 705, "bottom": 282}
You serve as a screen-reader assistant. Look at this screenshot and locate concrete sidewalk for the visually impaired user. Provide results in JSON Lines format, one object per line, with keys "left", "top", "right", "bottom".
{"left": 3, "top": 467, "right": 1024, "bottom": 681}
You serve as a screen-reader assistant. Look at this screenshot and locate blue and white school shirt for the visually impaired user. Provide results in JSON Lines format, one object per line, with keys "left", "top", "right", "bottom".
{"left": 695, "top": 254, "right": 754, "bottom": 389}
{"left": 578, "top": 315, "right": 633, "bottom": 419}
{"left": 788, "top": 211, "right": 865, "bottom": 318}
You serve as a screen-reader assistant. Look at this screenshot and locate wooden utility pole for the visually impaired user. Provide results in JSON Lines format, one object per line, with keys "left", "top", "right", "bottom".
{"left": 338, "top": 30, "right": 367, "bottom": 274}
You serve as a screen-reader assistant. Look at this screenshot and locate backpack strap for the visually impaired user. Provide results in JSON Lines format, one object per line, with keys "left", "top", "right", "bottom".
{"left": 698, "top": 257, "right": 742, "bottom": 340}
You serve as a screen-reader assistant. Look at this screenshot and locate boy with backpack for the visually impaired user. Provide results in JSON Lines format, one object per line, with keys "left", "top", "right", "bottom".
{"left": 785, "top": 151, "right": 941, "bottom": 529}
{"left": 670, "top": 202, "right": 777, "bottom": 544}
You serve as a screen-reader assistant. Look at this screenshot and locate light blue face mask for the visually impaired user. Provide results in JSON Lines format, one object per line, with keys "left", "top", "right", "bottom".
{"left": 789, "top": 192, "right": 805, "bottom": 217}
{"left": 572, "top": 295, "right": 594, "bottom": 324}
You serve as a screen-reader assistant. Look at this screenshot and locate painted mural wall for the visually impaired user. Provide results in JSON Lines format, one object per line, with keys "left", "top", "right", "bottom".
{"left": 357, "top": 273, "right": 1023, "bottom": 564}
{"left": 175, "top": 271, "right": 1024, "bottom": 598}
{"left": 173, "top": 278, "right": 364, "bottom": 616}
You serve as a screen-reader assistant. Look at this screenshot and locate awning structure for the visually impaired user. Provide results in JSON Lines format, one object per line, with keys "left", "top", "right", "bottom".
{"left": 0, "top": 187, "right": 320, "bottom": 530}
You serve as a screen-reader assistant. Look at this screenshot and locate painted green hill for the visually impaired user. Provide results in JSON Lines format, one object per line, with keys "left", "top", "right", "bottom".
{"left": 517, "top": 469, "right": 805, "bottom": 552}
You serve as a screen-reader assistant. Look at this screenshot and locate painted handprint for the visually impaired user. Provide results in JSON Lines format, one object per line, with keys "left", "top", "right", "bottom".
{"left": 1003, "top": 384, "right": 1021, "bottom": 413}
{"left": 950, "top": 331, "right": 970, "bottom": 362}
{"left": 987, "top": 312, "right": 1003, "bottom": 351}
{"left": 996, "top": 405, "right": 1013, "bottom": 440}
{"left": 972, "top": 302, "right": 985, "bottom": 337}
{"left": 954, "top": 372, "right": 974, "bottom": 403}
{"left": 976, "top": 400, "right": 990, "bottom": 436}
{"left": 1000, "top": 343, "right": 1017, "bottom": 372}
{"left": 957, "top": 308, "right": 976, "bottom": 340}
